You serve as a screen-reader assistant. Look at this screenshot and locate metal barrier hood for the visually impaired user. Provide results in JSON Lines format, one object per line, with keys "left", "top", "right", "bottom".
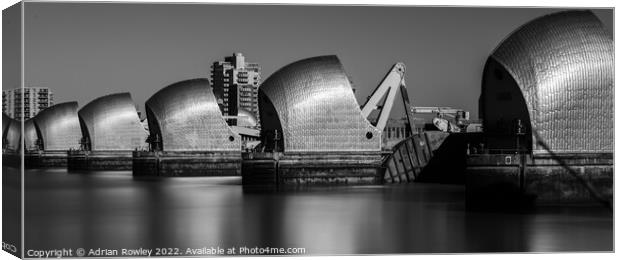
{"left": 2, "top": 113, "right": 10, "bottom": 135}
{"left": 78, "top": 92, "right": 148, "bottom": 151}
{"left": 24, "top": 119, "right": 39, "bottom": 151}
{"left": 483, "top": 10, "right": 613, "bottom": 153}
{"left": 33, "top": 102, "right": 82, "bottom": 151}
{"left": 145, "top": 78, "right": 240, "bottom": 151}
{"left": 3, "top": 114, "right": 21, "bottom": 152}
{"left": 259, "top": 55, "right": 381, "bottom": 152}
{"left": 237, "top": 108, "right": 258, "bottom": 128}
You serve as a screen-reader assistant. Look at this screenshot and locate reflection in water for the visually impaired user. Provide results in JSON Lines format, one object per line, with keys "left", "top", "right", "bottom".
{"left": 2, "top": 166, "right": 22, "bottom": 257}
{"left": 24, "top": 169, "right": 612, "bottom": 254}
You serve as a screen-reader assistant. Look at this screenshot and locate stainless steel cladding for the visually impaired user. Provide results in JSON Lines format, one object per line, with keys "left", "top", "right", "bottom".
{"left": 259, "top": 55, "right": 381, "bottom": 152}
{"left": 33, "top": 102, "right": 82, "bottom": 151}
{"left": 2, "top": 113, "right": 10, "bottom": 135}
{"left": 3, "top": 115, "right": 21, "bottom": 152}
{"left": 24, "top": 119, "right": 39, "bottom": 151}
{"left": 145, "top": 78, "right": 240, "bottom": 151}
{"left": 78, "top": 93, "right": 148, "bottom": 151}
{"left": 490, "top": 10, "right": 613, "bottom": 153}
{"left": 237, "top": 108, "right": 258, "bottom": 128}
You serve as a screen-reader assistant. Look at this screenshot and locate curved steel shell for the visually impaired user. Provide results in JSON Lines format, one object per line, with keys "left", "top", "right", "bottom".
{"left": 33, "top": 102, "right": 82, "bottom": 151}
{"left": 24, "top": 119, "right": 39, "bottom": 151}
{"left": 259, "top": 55, "right": 380, "bottom": 152}
{"left": 145, "top": 78, "right": 240, "bottom": 151}
{"left": 489, "top": 10, "right": 613, "bottom": 153}
{"left": 78, "top": 93, "right": 147, "bottom": 151}
{"left": 3, "top": 116, "right": 21, "bottom": 152}
{"left": 2, "top": 113, "right": 10, "bottom": 136}
{"left": 237, "top": 108, "right": 258, "bottom": 128}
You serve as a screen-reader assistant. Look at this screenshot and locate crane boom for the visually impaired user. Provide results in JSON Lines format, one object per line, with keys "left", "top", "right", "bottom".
{"left": 361, "top": 63, "right": 417, "bottom": 134}
{"left": 360, "top": 63, "right": 471, "bottom": 134}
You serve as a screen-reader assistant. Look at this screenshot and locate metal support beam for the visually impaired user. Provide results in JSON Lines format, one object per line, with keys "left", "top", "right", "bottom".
{"left": 361, "top": 62, "right": 415, "bottom": 133}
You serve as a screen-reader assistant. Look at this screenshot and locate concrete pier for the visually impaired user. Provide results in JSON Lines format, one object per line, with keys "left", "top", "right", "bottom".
{"left": 2, "top": 152, "right": 21, "bottom": 168}
{"left": 67, "top": 150, "right": 134, "bottom": 171}
{"left": 465, "top": 153, "right": 613, "bottom": 208}
{"left": 25, "top": 151, "right": 69, "bottom": 168}
{"left": 242, "top": 152, "right": 384, "bottom": 186}
{"left": 132, "top": 151, "right": 242, "bottom": 177}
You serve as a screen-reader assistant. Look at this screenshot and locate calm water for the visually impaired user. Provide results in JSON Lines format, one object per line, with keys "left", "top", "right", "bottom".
{"left": 17, "top": 168, "right": 613, "bottom": 255}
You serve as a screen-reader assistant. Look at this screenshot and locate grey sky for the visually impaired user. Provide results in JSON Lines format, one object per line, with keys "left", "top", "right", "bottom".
{"left": 19, "top": 3, "right": 613, "bottom": 119}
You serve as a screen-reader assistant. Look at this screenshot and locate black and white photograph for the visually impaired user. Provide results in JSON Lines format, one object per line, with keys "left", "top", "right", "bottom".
{"left": 1, "top": 0, "right": 616, "bottom": 258}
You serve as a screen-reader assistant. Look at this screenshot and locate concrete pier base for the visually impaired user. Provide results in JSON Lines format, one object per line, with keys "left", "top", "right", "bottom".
{"left": 25, "top": 151, "right": 69, "bottom": 168}
{"left": 132, "top": 151, "right": 242, "bottom": 177}
{"left": 466, "top": 153, "right": 613, "bottom": 209}
{"left": 68, "top": 151, "right": 134, "bottom": 171}
{"left": 242, "top": 152, "right": 384, "bottom": 186}
{"left": 2, "top": 152, "right": 21, "bottom": 168}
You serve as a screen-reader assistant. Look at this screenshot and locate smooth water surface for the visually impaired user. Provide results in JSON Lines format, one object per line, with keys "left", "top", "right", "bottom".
{"left": 22, "top": 169, "right": 613, "bottom": 255}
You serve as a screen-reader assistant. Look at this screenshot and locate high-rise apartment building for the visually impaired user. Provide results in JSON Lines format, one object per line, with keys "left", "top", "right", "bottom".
{"left": 210, "top": 53, "right": 261, "bottom": 126}
{"left": 2, "top": 87, "right": 54, "bottom": 119}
